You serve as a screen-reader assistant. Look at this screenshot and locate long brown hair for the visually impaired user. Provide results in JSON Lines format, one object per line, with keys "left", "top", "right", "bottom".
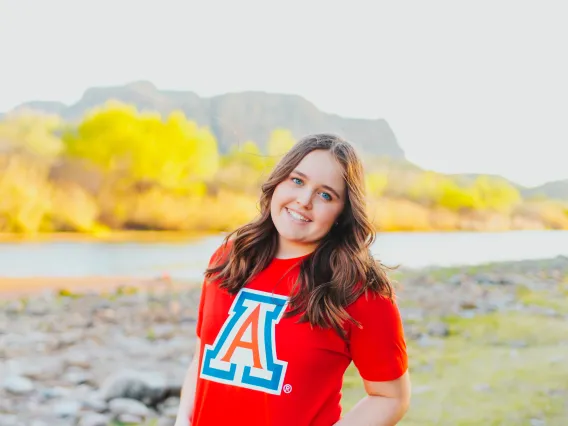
{"left": 205, "top": 133, "right": 394, "bottom": 339}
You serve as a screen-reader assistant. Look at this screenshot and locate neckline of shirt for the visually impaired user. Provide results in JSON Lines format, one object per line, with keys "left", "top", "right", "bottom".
{"left": 271, "top": 251, "right": 313, "bottom": 264}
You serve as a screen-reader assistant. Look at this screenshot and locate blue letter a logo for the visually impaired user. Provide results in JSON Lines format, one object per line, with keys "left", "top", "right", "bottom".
{"left": 200, "top": 288, "right": 289, "bottom": 394}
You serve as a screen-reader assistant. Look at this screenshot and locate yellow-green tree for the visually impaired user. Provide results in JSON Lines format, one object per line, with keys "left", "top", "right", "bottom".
{"left": 222, "top": 140, "right": 266, "bottom": 171}
{"left": 365, "top": 172, "right": 389, "bottom": 198}
{"left": 217, "top": 140, "right": 267, "bottom": 194}
{"left": 0, "top": 155, "right": 53, "bottom": 233}
{"left": 437, "top": 179, "right": 479, "bottom": 211}
{"left": 265, "top": 129, "right": 296, "bottom": 170}
{"left": 0, "top": 112, "right": 64, "bottom": 157}
{"left": 267, "top": 129, "right": 296, "bottom": 157}
{"left": 471, "top": 176, "right": 521, "bottom": 213}
{"left": 62, "top": 102, "right": 219, "bottom": 192}
{"left": 406, "top": 171, "right": 446, "bottom": 206}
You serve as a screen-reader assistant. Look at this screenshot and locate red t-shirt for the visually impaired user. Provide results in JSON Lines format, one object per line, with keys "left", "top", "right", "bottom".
{"left": 192, "top": 244, "right": 407, "bottom": 426}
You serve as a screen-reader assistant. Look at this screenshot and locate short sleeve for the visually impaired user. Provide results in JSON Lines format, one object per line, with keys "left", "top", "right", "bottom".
{"left": 347, "top": 292, "right": 408, "bottom": 382}
{"left": 195, "top": 241, "right": 232, "bottom": 338}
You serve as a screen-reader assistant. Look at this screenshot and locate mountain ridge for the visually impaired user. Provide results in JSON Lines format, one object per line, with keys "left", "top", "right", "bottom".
{"left": 3, "top": 81, "right": 568, "bottom": 199}
{"left": 5, "top": 80, "right": 404, "bottom": 159}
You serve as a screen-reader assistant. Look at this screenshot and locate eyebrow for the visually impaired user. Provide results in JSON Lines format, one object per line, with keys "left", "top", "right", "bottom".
{"left": 292, "top": 169, "right": 342, "bottom": 200}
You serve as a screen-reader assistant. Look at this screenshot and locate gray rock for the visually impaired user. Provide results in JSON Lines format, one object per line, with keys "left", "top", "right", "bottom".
{"left": 117, "top": 413, "right": 144, "bottom": 423}
{"left": 459, "top": 300, "right": 478, "bottom": 310}
{"left": 63, "top": 368, "right": 95, "bottom": 386}
{"left": 473, "top": 273, "right": 505, "bottom": 285}
{"left": 25, "top": 299, "right": 51, "bottom": 316}
{"left": 78, "top": 412, "right": 111, "bottom": 426}
{"left": 5, "top": 300, "right": 24, "bottom": 314}
{"left": 157, "top": 396, "right": 181, "bottom": 418}
{"left": 150, "top": 324, "right": 177, "bottom": 340}
{"left": 100, "top": 370, "right": 168, "bottom": 406}
{"left": 82, "top": 396, "right": 108, "bottom": 413}
{"left": 96, "top": 308, "right": 117, "bottom": 323}
{"left": 3, "top": 375, "right": 34, "bottom": 394}
{"left": 64, "top": 350, "right": 92, "bottom": 369}
{"left": 39, "top": 386, "right": 72, "bottom": 400}
{"left": 14, "top": 357, "right": 65, "bottom": 381}
{"left": 0, "top": 414, "right": 19, "bottom": 426}
{"left": 122, "top": 336, "right": 153, "bottom": 355}
{"left": 58, "top": 330, "right": 84, "bottom": 346}
{"left": 401, "top": 323, "right": 421, "bottom": 340}
{"left": 4, "top": 331, "right": 59, "bottom": 353}
{"left": 416, "top": 334, "right": 443, "bottom": 348}
{"left": 161, "top": 396, "right": 181, "bottom": 408}
{"left": 53, "top": 399, "right": 82, "bottom": 418}
{"left": 161, "top": 405, "right": 179, "bottom": 418}
{"left": 66, "top": 312, "right": 92, "bottom": 328}
{"left": 447, "top": 274, "right": 466, "bottom": 285}
{"left": 109, "top": 397, "right": 150, "bottom": 417}
{"left": 459, "top": 310, "right": 477, "bottom": 319}
{"left": 427, "top": 321, "right": 450, "bottom": 337}
{"left": 29, "top": 331, "right": 59, "bottom": 345}
{"left": 399, "top": 307, "right": 424, "bottom": 321}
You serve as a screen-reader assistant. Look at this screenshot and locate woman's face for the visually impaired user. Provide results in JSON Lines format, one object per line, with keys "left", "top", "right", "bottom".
{"left": 270, "top": 150, "right": 346, "bottom": 256}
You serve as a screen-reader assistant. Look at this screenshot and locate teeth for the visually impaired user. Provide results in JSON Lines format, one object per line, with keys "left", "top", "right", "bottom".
{"left": 287, "top": 208, "right": 310, "bottom": 222}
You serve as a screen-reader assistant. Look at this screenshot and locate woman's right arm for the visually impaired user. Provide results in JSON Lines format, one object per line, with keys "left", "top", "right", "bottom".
{"left": 175, "top": 337, "right": 201, "bottom": 426}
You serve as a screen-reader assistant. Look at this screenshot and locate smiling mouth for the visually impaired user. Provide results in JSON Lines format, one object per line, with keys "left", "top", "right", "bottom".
{"left": 285, "top": 207, "right": 312, "bottom": 222}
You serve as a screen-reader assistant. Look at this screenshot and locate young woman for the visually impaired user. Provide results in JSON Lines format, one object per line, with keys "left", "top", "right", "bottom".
{"left": 175, "top": 134, "right": 410, "bottom": 426}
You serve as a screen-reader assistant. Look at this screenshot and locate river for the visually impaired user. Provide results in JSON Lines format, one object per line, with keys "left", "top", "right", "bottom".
{"left": 1, "top": 230, "right": 567, "bottom": 280}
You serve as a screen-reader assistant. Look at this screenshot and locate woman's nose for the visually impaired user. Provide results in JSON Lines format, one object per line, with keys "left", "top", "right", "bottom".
{"left": 296, "top": 189, "right": 313, "bottom": 209}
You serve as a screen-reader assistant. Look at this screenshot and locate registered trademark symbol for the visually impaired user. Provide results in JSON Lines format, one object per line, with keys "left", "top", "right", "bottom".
{"left": 283, "top": 384, "right": 292, "bottom": 393}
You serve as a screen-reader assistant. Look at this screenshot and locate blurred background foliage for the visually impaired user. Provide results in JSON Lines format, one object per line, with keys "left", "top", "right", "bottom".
{"left": 0, "top": 102, "right": 566, "bottom": 235}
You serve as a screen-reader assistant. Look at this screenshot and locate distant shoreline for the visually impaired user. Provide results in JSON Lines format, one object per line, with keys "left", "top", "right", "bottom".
{"left": 2, "top": 254, "right": 566, "bottom": 300}
{"left": 1, "top": 228, "right": 563, "bottom": 244}
{"left": 0, "top": 230, "right": 215, "bottom": 244}
{"left": 0, "top": 276, "right": 200, "bottom": 300}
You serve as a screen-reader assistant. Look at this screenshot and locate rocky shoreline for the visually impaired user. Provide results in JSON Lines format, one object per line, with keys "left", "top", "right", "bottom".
{"left": 1, "top": 256, "right": 567, "bottom": 425}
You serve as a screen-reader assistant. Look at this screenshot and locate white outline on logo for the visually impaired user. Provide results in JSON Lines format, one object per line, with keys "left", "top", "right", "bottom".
{"left": 200, "top": 288, "right": 289, "bottom": 395}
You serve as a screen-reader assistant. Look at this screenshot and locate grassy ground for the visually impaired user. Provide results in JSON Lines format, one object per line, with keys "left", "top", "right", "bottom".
{"left": 341, "top": 310, "right": 568, "bottom": 425}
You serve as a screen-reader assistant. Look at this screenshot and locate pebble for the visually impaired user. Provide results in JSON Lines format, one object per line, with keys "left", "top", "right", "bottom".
{"left": 3, "top": 375, "right": 34, "bottom": 395}
{"left": 78, "top": 412, "right": 111, "bottom": 426}
{"left": 109, "top": 397, "right": 150, "bottom": 417}
{"left": 53, "top": 399, "right": 82, "bottom": 418}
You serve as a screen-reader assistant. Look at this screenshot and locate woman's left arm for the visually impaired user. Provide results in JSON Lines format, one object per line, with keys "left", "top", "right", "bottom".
{"left": 340, "top": 290, "right": 411, "bottom": 426}
{"left": 334, "top": 371, "right": 411, "bottom": 426}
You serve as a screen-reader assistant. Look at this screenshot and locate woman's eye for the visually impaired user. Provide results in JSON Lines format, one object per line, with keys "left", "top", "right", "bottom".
{"left": 320, "top": 192, "right": 332, "bottom": 201}
{"left": 292, "top": 177, "right": 303, "bottom": 185}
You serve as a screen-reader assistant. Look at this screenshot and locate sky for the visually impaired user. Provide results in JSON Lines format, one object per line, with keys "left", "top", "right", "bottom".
{"left": 0, "top": 0, "right": 566, "bottom": 188}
